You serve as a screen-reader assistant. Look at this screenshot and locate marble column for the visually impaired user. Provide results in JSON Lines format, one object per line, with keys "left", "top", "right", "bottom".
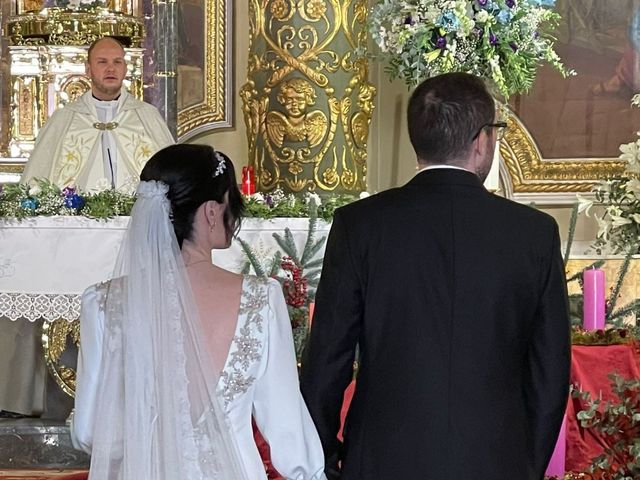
{"left": 241, "top": 0, "right": 376, "bottom": 196}
{"left": 152, "top": 0, "right": 178, "bottom": 139}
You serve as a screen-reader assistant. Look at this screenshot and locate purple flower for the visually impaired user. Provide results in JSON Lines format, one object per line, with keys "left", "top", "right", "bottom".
{"left": 489, "top": 32, "right": 498, "bottom": 45}
{"left": 436, "top": 36, "right": 447, "bottom": 49}
{"left": 404, "top": 16, "right": 414, "bottom": 25}
{"left": 506, "top": 0, "right": 515, "bottom": 7}
{"left": 477, "top": 0, "right": 488, "bottom": 5}
{"left": 62, "top": 186, "right": 76, "bottom": 197}
{"left": 265, "top": 195, "right": 274, "bottom": 208}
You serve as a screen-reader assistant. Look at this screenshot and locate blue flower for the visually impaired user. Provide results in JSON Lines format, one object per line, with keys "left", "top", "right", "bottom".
{"left": 527, "top": 0, "right": 555, "bottom": 7}
{"left": 64, "top": 194, "right": 85, "bottom": 210}
{"left": 436, "top": 11, "right": 460, "bottom": 33}
{"left": 496, "top": 9, "right": 513, "bottom": 24}
{"left": 20, "top": 198, "right": 39, "bottom": 210}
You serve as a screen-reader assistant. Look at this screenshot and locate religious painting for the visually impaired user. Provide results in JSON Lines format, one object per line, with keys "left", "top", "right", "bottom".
{"left": 176, "top": 0, "right": 232, "bottom": 139}
{"left": 501, "top": 0, "right": 639, "bottom": 203}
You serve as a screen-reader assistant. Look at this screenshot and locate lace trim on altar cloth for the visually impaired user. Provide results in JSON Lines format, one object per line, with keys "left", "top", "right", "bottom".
{"left": 219, "top": 276, "right": 267, "bottom": 407}
{"left": 0, "top": 292, "right": 81, "bottom": 322}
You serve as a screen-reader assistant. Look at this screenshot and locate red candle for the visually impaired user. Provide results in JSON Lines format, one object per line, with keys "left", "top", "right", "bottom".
{"left": 583, "top": 268, "right": 605, "bottom": 330}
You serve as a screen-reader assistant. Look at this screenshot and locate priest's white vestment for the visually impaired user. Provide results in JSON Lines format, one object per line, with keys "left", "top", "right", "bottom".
{"left": 21, "top": 89, "right": 174, "bottom": 189}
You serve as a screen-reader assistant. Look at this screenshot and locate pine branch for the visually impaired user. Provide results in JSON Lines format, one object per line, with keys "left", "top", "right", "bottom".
{"left": 563, "top": 202, "right": 579, "bottom": 267}
{"left": 237, "top": 237, "right": 266, "bottom": 277}
{"left": 272, "top": 228, "right": 301, "bottom": 265}
{"left": 304, "top": 257, "right": 325, "bottom": 269}
{"left": 268, "top": 251, "right": 283, "bottom": 277}
{"left": 301, "top": 199, "right": 319, "bottom": 266}
{"left": 606, "top": 251, "right": 633, "bottom": 320}
{"left": 608, "top": 298, "right": 640, "bottom": 327}
{"left": 566, "top": 260, "right": 606, "bottom": 284}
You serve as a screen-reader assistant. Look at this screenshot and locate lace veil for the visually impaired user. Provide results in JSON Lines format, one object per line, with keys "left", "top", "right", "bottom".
{"left": 87, "top": 180, "right": 247, "bottom": 479}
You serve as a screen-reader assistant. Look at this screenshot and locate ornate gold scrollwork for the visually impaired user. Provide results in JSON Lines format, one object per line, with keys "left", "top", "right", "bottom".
{"left": 501, "top": 109, "right": 626, "bottom": 198}
{"left": 5, "top": 8, "right": 145, "bottom": 47}
{"left": 242, "top": 0, "right": 376, "bottom": 195}
{"left": 41, "top": 318, "right": 80, "bottom": 398}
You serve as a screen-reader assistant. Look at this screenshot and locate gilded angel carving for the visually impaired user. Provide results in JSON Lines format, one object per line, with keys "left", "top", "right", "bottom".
{"left": 266, "top": 77, "right": 328, "bottom": 148}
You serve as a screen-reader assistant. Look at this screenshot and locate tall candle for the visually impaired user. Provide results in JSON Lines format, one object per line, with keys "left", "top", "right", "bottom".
{"left": 583, "top": 268, "right": 605, "bottom": 330}
{"left": 545, "top": 415, "right": 567, "bottom": 477}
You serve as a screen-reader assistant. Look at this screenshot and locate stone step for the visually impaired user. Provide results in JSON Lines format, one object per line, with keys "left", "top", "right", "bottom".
{"left": 0, "top": 419, "right": 89, "bottom": 469}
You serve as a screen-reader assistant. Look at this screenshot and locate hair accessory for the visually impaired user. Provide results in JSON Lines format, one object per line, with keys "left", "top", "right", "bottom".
{"left": 213, "top": 151, "right": 227, "bottom": 177}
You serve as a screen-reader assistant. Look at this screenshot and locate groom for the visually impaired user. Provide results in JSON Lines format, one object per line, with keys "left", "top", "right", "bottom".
{"left": 300, "top": 72, "right": 571, "bottom": 480}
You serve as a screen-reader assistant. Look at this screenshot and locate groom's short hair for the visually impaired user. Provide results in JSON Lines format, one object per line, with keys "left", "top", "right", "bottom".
{"left": 407, "top": 72, "right": 494, "bottom": 165}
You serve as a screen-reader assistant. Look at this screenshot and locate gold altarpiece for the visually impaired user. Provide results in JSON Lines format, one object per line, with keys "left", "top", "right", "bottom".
{"left": 0, "top": 2, "right": 145, "bottom": 182}
{"left": 241, "top": 0, "right": 376, "bottom": 195}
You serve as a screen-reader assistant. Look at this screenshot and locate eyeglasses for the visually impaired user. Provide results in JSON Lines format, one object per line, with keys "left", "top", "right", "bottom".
{"left": 471, "top": 121, "right": 508, "bottom": 141}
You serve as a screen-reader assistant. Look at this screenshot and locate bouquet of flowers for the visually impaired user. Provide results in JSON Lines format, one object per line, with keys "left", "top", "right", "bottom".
{"left": 580, "top": 95, "right": 640, "bottom": 255}
{"left": 368, "top": 0, "right": 572, "bottom": 97}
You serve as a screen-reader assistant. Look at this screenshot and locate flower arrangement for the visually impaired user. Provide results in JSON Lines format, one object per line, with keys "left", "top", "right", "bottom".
{"left": 579, "top": 95, "right": 640, "bottom": 255}
{"left": 0, "top": 179, "right": 358, "bottom": 221}
{"left": 0, "top": 179, "right": 135, "bottom": 220}
{"left": 368, "top": 0, "right": 573, "bottom": 97}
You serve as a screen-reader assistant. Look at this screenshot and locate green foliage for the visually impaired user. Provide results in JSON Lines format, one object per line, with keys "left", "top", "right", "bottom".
{"left": 574, "top": 375, "right": 640, "bottom": 479}
{"left": 238, "top": 197, "right": 328, "bottom": 360}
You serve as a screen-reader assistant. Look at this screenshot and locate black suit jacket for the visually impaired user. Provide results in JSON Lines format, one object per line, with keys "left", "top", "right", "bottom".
{"left": 300, "top": 169, "right": 571, "bottom": 480}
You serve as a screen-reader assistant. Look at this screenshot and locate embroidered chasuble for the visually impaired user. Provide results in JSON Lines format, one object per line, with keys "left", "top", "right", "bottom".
{"left": 22, "top": 89, "right": 174, "bottom": 189}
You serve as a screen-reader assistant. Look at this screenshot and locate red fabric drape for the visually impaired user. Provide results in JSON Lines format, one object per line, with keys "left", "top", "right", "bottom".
{"left": 565, "top": 343, "right": 640, "bottom": 472}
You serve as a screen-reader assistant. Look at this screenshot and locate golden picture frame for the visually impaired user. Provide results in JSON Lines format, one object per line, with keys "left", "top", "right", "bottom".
{"left": 177, "top": 0, "right": 232, "bottom": 140}
{"left": 498, "top": 0, "right": 635, "bottom": 205}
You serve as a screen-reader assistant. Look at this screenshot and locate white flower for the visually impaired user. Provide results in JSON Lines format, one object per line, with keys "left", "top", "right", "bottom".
{"left": 28, "top": 184, "right": 42, "bottom": 196}
{"left": 626, "top": 178, "right": 640, "bottom": 196}
{"left": 576, "top": 193, "right": 594, "bottom": 216}
{"left": 92, "top": 178, "right": 111, "bottom": 192}
{"left": 610, "top": 215, "right": 632, "bottom": 228}
{"left": 119, "top": 176, "right": 139, "bottom": 195}
{"left": 250, "top": 192, "right": 265, "bottom": 203}
{"left": 304, "top": 192, "right": 322, "bottom": 206}
{"left": 359, "top": 191, "right": 370, "bottom": 199}
{"left": 475, "top": 10, "right": 489, "bottom": 23}
{"left": 630, "top": 213, "right": 640, "bottom": 224}
{"left": 595, "top": 215, "right": 610, "bottom": 241}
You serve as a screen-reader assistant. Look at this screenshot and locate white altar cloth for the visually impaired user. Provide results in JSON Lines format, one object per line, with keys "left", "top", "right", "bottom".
{"left": 0, "top": 216, "right": 329, "bottom": 321}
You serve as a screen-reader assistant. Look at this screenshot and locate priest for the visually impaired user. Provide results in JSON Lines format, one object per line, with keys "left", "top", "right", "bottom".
{"left": 21, "top": 36, "right": 174, "bottom": 189}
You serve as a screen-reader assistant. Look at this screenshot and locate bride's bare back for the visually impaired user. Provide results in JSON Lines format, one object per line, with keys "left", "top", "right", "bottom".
{"left": 187, "top": 264, "right": 244, "bottom": 374}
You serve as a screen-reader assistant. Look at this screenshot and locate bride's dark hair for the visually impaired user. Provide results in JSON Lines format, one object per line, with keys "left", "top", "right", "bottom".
{"left": 140, "top": 144, "right": 244, "bottom": 247}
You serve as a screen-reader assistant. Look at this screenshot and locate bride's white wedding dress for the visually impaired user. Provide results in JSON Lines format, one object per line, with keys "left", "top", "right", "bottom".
{"left": 72, "top": 274, "right": 325, "bottom": 480}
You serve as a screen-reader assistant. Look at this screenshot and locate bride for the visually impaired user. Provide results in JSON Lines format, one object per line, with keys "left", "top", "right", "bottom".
{"left": 71, "top": 144, "right": 326, "bottom": 479}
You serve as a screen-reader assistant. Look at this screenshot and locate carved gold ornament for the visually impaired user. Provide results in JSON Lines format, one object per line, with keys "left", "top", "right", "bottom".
{"left": 177, "top": 0, "right": 232, "bottom": 139}
{"left": 241, "top": 0, "right": 376, "bottom": 195}
{"left": 500, "top": 109, "right": 626, "bottom": 203}
{"left": 42, "top": 318, "right": 80, "bottom": 397}
{"left": 5, "top": 8, "right": 144, "bottom": 47}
